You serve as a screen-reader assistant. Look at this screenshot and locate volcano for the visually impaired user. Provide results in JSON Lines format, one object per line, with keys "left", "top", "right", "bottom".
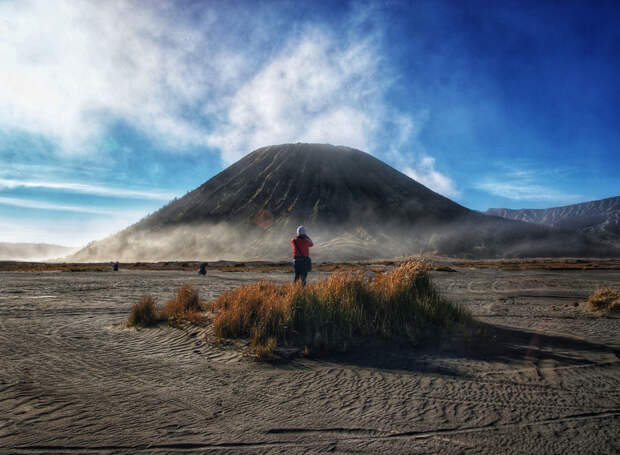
{"left": 70, "top": 144, "right": 613, "bottom": 261}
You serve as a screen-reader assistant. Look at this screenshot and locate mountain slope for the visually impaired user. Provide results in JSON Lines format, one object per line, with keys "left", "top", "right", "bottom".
{"left": 70, "top": 144, "right": 613, "bottom": 261}
{"left": 486, "top": 196, "right": 620, "bottom": 246}
{"left": 143, "top": 143, "right": 468, "bottom": 229}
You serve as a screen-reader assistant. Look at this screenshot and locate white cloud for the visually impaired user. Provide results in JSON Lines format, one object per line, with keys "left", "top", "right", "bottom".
{"left": 0, "top": 0, "right": 220, "bottom": 153}
{"left": 476, "top": 179, "right": 581, "bottom": 202}
{"left": 206, "top": 30, "right": 388, "bottom": 163}
{"left": 0, "top": 196, "right": 143, "bottom": 215}
{"left": 476, "top": 168, "right": 582, "bottom": 203}
{"left": 380, "top": 111, "right": 459, "bottom": 199}
{"left": 404, "top": 156, "right": 460, "bottom": 198}
{"left": 0, "top": 178, "right": 174, "bottom": 200}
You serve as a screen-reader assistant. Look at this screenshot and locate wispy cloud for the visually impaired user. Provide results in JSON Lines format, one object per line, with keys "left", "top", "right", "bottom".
{"left": 0, "top": 196, "right": 144, "bottom": 215}
{"left": 0, "top": 179, "right": 174, "bottom": 200}
{"left": 206, "top": 28, "right": 388, "bottom": 163}
{"left": 382, "top": 112, "right": 459, "bottom": 198}
{"left": 476, "top": 168, "right": 582, "bottom": 203}
{"left": 404, "top": 156, "right": 460, "bottom": 198}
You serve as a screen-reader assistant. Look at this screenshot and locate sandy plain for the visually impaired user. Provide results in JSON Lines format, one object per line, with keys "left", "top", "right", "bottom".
{"left": 1, "top": 264, "right": 619, "bottom": 454}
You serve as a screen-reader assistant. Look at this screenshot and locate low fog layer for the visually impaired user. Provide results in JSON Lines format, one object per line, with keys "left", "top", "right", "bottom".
{"left": 71, "top": 222, "right": 404, "bottom": 262}
{"left": 69, "top": 218, "right": 612, "bottom": 263}
{"left": 0, "top": 242, "right": 79, "bottom": 261}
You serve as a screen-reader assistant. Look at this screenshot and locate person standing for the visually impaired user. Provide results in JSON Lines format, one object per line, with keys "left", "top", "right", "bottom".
{"left": 292, "top": 225, "right": 313, "bottom": 285}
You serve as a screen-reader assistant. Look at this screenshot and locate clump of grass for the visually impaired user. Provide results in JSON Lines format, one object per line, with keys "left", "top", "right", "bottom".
{"left": 164, "top": 283, "right": 202, "bottom": 317}
{"left": 128, "top": 284, "right": 206, "bottom": 328}
{"left": 587, "top": 288, "right": 620, "bottom": 312}
{"left": 127, "top": 295, "right": 163, "bottom": 327}
{"left": 254, "top": 337, "right": 277, "bottom": 358}
{"left": 163, "top": 283, "right": 206, "bottom": 325}
{"left": 213, "top": 259, "right": 471, "bottom": 356}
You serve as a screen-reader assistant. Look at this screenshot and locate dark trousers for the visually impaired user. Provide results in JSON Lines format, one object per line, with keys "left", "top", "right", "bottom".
{"left": 293, "top": 257, "right": 308, "bottom": 285}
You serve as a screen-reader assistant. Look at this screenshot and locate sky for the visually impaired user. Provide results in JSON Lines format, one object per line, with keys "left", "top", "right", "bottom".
{"left": 1, "top": 0, "right": 619, "bottom": 246}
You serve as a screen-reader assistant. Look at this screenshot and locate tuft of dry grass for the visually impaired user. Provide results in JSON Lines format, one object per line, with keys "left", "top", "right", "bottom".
{"left": 128, "top": 283, "right": 206, "bottom": 328}
{"left": 127, "top": 295, "right": 163, "bottom": 327}
{"left": 255, "top": 337, "right": 277, "bottom": 358}
{"left": 587, "top": 288, "right": 620, "bottom": 312}
{"left": 163, "top": 283, "right": 203, "bottom": 319}
{"left": 213, "top": 259, "right": 471, "bottom": 355}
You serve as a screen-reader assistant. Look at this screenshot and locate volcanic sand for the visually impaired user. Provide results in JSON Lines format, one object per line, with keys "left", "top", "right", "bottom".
{"left": 1, "top": 267, "right": 619, "bottom": 454}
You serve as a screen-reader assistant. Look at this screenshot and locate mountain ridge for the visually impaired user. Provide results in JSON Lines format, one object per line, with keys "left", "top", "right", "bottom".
{"left": 486, "top": 196, "right": 620, "bottom": 246}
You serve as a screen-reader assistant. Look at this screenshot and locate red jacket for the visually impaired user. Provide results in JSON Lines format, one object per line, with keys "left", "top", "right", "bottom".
{"left": 291, "top": 236, "right": 313, "bottom": 257}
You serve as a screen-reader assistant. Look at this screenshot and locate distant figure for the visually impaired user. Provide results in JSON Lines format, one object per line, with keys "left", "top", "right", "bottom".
{"left": 113, "top": 262, "right": 119, "bottom": 272}
{"left": 292, "top": 225, "right": 313, "bottom": 285}
{"left": 198, "top": 262, "right": 207, "bottom": 276}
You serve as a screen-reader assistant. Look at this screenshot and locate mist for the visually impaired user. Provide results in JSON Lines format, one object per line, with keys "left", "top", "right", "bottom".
{"left": 68, "top": 220, "right": 428, "bottom": 263}
{"left": 67, "top": 213, "right": 616, "bottom": 263}
{"left": 0, "top": 242, "right": 79, "bottom": 262}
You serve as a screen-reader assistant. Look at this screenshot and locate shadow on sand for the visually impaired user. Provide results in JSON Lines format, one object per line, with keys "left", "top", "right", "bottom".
{"left": 277, "top": 322, "right": 620, "bottom": 377}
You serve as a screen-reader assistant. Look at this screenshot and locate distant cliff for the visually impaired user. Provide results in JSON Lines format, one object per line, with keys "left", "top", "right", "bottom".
{"left": 487, "top": 196, "right": 620, "bottom": 246}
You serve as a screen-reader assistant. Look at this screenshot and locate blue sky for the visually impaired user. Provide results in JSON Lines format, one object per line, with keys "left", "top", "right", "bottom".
{"left": 1, "top": 0, "right": 619, "bottom": 246}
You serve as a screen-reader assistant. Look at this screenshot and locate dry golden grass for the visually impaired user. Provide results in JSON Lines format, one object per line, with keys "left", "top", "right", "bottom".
{"left": 163, "top": 283, "right": 202, "bottom": 318}
{"left": 128, "top": 284, "right": 206, "bottom": 327}
{"left": 213, "top": 259, "right": 471, "bottom": 356}
{"left": 587, "top": 288, "right": 620, "bottom": 312}
{"left": 127, "top": 295, "right": 163, "bottom": 327}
